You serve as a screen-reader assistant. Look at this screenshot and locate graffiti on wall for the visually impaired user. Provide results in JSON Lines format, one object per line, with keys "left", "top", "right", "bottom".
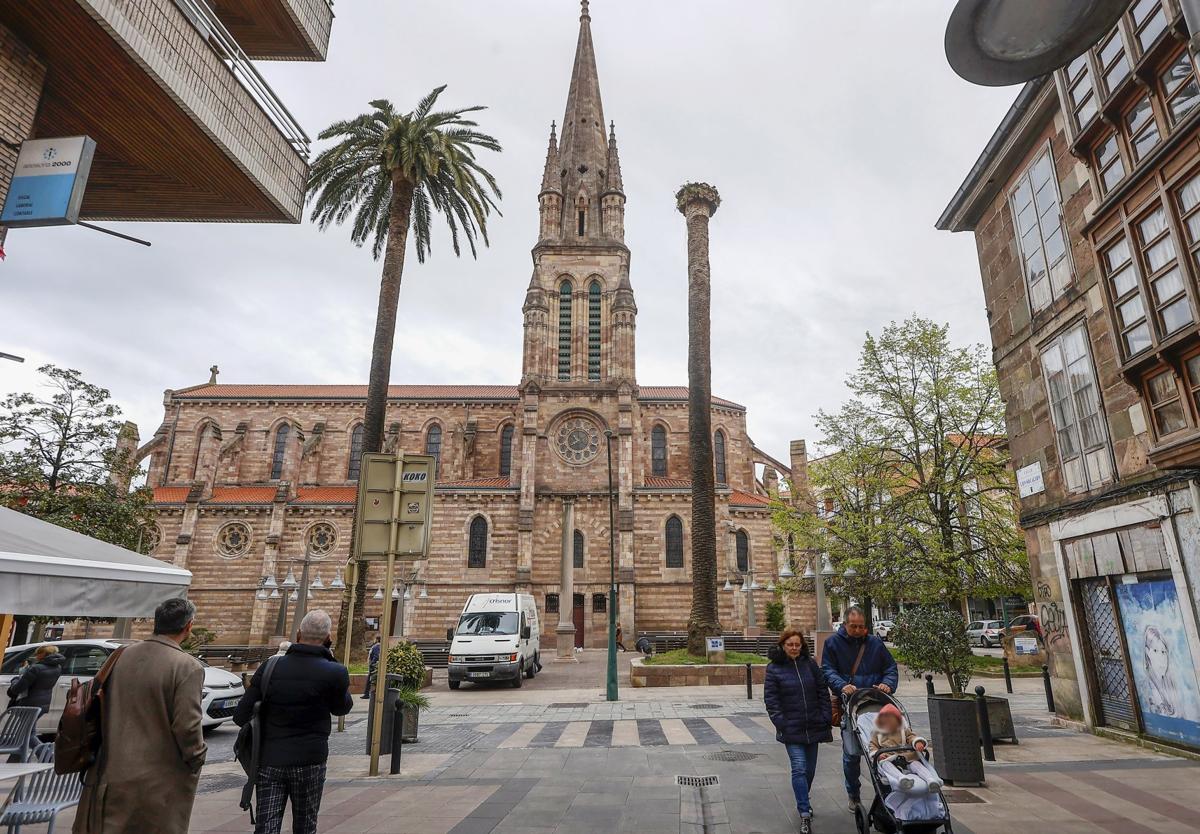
{"left": 1035, "top": 578, "right": 1069, "bottom": 651}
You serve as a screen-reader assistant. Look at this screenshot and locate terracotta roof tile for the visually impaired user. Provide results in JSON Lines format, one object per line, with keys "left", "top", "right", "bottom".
{"left": 644, "top": 476, "right": 691, "bottom": 489}
{"left": 175, "top": 384, "right": 519, "bottom": 401}
{"left": 436, "top": 477, "right": 515, "bottom": 489}
{"left": 293, "top": 486, "right": 358, "bottom": 504}
{"left": 641, "top": 479, "right": 769, "bottom": 509}
{"left": 730, "top": 489, "right": 771, "bottom": 507}
{"left": 208, "top": 486, "right": 278, "bottom": 504}
{"left": 639, "top": 386, "right": 743, "bottom": 410}
{"left": 151, "top": 486, "right": 190, "bottom": 504}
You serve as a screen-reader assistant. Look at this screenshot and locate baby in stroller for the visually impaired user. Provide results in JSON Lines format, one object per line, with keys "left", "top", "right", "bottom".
{"left": 868, "top": 704, "right": 944, "bottom": 821}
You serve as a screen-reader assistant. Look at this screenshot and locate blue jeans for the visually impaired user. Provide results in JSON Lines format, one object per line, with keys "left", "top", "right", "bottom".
{"left": 784, "top": 742, "right": 820, "bottom": 816}
{"left": 841, "top": 724, "right": 861, "bottom": 800}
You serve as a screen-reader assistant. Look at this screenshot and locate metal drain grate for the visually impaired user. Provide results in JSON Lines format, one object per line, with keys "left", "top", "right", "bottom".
{"left": 704, "top": 750, "right": 762, "bottom": 762}
{"left": 689, "top": 703, "right": 722, "bottom": 709}
{"left": 676, "top": 775, "right": 720, "bottom": 787}
{"left": 548, "top": 702, "right": 589, "bottom": 709}
{"left": 447, "top": 713, "right": 469, "bottom": 717}
{"left": 941, "top": 789, "right": 986, "bottom": 804}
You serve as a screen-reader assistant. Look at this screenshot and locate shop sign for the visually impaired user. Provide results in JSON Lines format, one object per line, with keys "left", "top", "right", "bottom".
{"left": 1, "top": 136, "right": 96, "bottom": 227}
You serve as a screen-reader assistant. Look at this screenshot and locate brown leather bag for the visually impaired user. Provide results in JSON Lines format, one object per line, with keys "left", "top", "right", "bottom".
{"left": 54, "top": 646, "right": 126, "bottom": 774}
{"left": 829, "top": 643, "right": 867, "bottom": 729}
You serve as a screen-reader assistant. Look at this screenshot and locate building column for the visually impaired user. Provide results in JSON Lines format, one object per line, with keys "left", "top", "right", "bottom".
{"left": 556, "top": 496, "right": 577, "bottom": 660}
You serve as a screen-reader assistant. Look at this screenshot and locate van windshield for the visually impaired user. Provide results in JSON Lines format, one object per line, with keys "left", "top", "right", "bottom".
{"left": 456, "top": 612, "right": 519, "bottom": 636}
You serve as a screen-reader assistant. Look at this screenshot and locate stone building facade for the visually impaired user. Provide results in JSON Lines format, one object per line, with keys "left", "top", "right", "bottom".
{"left": 940, "top": 0, "right": 1200, "bottom": 750}
{"left": 136, "top": 4, "right": 814, "bottom": 648}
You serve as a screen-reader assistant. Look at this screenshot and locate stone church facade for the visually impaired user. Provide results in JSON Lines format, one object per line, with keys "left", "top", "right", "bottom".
{"left": 136, "top": 3, "right": 815, "bottom": 647}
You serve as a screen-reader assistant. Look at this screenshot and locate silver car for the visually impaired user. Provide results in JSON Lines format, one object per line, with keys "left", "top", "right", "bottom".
{"left": 1, "top": 638, "right": 244, "bottom": 735}
{"left": 966, "top": 619, "right": 1003, "bottom": 648}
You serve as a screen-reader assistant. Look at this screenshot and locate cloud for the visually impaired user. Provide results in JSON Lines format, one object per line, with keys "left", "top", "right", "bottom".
{"left": 0, "top": 0, "right": 1015, "bottom": 466}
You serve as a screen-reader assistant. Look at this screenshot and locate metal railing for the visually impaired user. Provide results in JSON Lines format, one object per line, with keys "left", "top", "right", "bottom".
{"left": 172, "top": 0, "right": 312, "bottom": 157}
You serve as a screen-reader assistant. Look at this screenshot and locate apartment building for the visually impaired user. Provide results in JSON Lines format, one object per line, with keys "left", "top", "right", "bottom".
{"left": 939, "top": 0, "right": 1200, "bottom": 751}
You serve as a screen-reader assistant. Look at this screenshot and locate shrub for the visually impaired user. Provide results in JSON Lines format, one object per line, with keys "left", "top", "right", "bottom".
{"left": 765, "top": 600, "right": 786, "bottom": 632}
{"left": 893, "top": 606, "right": 973, "bottom": 695}
{"left": 181, "top": 626, "right": 217, "bottom": 655}
{"left": 385, "top": 640, "right": 427, "bottom": 689}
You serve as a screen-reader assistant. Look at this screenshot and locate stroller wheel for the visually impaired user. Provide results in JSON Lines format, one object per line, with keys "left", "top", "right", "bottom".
{"left": 943, "top": 822, "right": 954, "bottom": 834}
{"left": 854, "top": 803, "right": 870, "bottom": 834}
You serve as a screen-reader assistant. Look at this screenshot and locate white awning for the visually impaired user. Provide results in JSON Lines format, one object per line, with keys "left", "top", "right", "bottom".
{"left": 0, "top": 506, "right": 191, "bottom": 617}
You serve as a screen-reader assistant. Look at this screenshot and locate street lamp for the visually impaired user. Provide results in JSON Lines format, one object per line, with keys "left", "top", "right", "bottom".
{"left": 603, "top": 429, "right": 618, "bottom": 703}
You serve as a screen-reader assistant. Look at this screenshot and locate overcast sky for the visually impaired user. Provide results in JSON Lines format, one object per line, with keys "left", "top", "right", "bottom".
{"left": 0, "top": 0, "right": 1016, "bottom": 467}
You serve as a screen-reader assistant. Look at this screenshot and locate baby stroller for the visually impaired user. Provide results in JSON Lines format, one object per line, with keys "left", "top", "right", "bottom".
{"left": 845, "top": 688, "right": 954, "bottom": 834}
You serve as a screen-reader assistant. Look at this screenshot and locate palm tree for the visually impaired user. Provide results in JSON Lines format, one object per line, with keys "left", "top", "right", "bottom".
{"left": 675, "top": 183, "right": 722, "bottom": 656}
{"left": 307, "top": 87, "right": 502, "bottom": 654}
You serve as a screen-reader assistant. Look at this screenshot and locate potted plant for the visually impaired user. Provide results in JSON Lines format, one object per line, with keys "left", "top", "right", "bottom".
{"left": 894, "top": 607, "right": 987, "bottom": 785}
{"left": 386, "top": 640, "right": 430, "bottom": 743}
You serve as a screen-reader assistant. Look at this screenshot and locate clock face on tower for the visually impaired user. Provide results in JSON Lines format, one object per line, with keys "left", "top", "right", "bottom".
{"left": 555, "top": 416, "right": 602, "bottom": 465}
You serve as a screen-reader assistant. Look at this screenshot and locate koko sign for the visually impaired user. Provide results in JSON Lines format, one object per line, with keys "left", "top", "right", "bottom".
{"left": 1, "top": 136, "right": 96, "bottom": 227}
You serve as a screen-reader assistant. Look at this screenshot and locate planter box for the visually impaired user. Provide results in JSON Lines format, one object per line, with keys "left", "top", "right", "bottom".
{"left": 630, "top": 657, "right": 766, "bottom": 687}
{"left": 927, "top": 695, "right": 984, "bottom": 786}
{"left": 980, "top": 694, "right": 1017, "bottom": 743}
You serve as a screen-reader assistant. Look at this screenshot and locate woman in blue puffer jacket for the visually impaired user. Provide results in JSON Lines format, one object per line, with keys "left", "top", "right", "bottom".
{"left": 764, "top": 628, "right": 832, "bottom": 833}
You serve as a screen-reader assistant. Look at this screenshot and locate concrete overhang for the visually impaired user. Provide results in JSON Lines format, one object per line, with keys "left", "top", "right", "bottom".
{"left": 209, "top": 0, "right": 333, "bottom": 62}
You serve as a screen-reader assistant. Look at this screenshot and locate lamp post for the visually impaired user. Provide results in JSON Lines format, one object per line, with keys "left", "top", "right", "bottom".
{"left": 603, "top": 429, "right": 618, "bottom": 703}
{"left": 379, "top": 572, "right": 424, "bottom": 638}
{"left": 270, "top": 548, "right": 346, "bottom": 639}
{"left": 723, "top": 571, "right": 768, "bottom": 634}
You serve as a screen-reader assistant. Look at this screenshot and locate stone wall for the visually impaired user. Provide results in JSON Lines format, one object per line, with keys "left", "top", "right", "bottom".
{"left": 630, "top": 657, "right": 767, "bottom": 687}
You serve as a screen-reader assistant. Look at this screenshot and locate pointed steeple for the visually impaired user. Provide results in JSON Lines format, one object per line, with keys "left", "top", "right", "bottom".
{"left": 540, "top": 121, "right": 560, "bottom": 195}
{"left": 604, "top": 121, "right": 623, "bottom": 195}
{"left": 558, "top": 0, "right": 608, "bottom": 212}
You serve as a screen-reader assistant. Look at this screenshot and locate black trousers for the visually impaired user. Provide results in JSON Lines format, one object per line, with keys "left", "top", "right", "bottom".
{"left": 254, "top": 763, "right": 327, "bottom": 834}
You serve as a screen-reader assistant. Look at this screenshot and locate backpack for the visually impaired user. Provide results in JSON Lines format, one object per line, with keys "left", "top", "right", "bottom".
{"left": 234, "top": 656, "right": 279, "bottom": 820}
{"left": 54, "top": 645, "right": 126, "bottom": 774}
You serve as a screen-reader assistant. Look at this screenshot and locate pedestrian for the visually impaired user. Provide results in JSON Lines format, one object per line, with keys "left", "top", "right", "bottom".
{"left": 73, "top": 598, "right": 207, "bottom": 834}
{"left": 615, "top": 625, "right": 627, "bottom": 652}
{"left": 362, "top": 636, "right": 381, "bottom": 700}
{"left": 764, "top": 629, "right": 832, "bottom": 833}
{"left": 6, "top": 644, "right": 65, "bottom": 715}
{"left": 234, "top": 610, "right": 353, "bottom": 834}
{"left": 821, "top": 605, "right": 898, "bottom": 813}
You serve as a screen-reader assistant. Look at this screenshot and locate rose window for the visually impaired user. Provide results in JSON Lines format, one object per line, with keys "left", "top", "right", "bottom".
{"left": 215, "top": 522, "right": 251, "bottom": 559}
{"left": 306, "top": 522, "right": 338, "bottom": 558}
{"left": 555, "top": 416, "right": 602, "bottom": 464}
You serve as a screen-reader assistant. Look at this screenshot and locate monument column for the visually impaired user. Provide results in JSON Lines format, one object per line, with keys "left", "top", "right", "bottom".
{"left": 556, "top": 496, "right": 577, "bottom": 660}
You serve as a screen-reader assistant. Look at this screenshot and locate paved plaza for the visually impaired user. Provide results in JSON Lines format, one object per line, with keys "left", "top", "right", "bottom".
{"left": 10, "top": 650, "right": 1193, "bottom": 834}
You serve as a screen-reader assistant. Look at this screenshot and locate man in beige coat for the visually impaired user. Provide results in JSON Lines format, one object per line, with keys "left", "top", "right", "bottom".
{"left": 73, "top": 598, "right": 207, "bottom": 833}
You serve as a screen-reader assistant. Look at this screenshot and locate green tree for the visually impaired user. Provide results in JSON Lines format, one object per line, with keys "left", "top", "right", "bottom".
{"left": 676, "top": 183, "right": 723, "bottom": 656}
{"left": 0, "top": 364, "right": 154, "bottom": 552}
{"left": 307, "top": 88, "right": 502, "bottom": 656}
{"left": 893, "top": 606, "right": 974, "bottom": 695}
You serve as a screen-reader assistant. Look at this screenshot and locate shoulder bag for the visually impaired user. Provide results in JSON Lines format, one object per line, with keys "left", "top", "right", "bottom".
{"left": 829, "top": 643, "right": 866, "bottom": 729}
{"left": 55, "top": 646, "right": 126, "bottom": 774}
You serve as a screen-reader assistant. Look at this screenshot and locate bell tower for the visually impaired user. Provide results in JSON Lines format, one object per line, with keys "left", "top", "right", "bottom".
{"left": 522, "top": 0, "right": 635, "bottom": 387}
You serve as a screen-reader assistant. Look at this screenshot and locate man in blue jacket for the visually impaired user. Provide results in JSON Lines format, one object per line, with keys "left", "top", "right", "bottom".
{"left": 821, "top": 605, "right": 899, "bottom": 812}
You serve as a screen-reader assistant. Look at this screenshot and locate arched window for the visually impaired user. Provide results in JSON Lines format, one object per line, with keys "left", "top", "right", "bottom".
{"left": 736, "top": 529, "right": 749, "bottom": 573}
{"left": 588, "top": 281, "right": 602, "bottom": 381}
{"left": 786, "top": 532, "right": 796, "bottom": 572}
{"left": 558, "top": 280, "right": 572, "bottom": 380}
{"left": 270, "top": 424, "right": 290, "bottom": 480}
{"left": 468, "top": 516, "right": 487, "bottom": 568}
{"left": 347, "top": 424, "right": 364, "bottom": 481}
{"left": 714, "top": 429, "right": 727, "bottom": 484}
{"left": 573, "top": 529, "right": 585, "bottom": 569}
{"left": 425, "top": 424, "right": 442, "bottom": 477}
{"left": 665, "top": 516, "right": 684, "bottom": 568}
{"left": 499, "top": 424, "right": 515, "bottom": 477}
{"left": 190, "top": 422, "right": 216, "bottom": 479}
{"left": 651, "top": 425, "right": 668, "bottom": 476}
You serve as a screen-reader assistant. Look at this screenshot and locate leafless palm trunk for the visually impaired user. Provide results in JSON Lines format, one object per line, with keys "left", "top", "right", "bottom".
{"left": 677, "top": 183, "right": 722, "bottom": 657}
{"left": 337, "top": 174, "right": 416, "bottom": 660}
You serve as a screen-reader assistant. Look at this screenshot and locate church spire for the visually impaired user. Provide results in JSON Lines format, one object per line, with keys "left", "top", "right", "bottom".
{"left": 557, "top": 0, "right": 609, "bottom": 234}
{"left": 604, "top": 121, "right": 623, "bottom": 195}
{"left": 540, "top": 121, "right": 560, "bottom": 195}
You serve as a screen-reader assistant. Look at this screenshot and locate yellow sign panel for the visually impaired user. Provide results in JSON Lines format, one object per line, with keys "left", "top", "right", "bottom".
{"left": 353, "top": 453, "right": 436, "bottom": 561}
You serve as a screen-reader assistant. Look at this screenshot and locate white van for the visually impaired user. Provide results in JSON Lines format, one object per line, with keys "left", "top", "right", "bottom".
{"left": 446, "top": 593, "right": 541, "bottom": 689}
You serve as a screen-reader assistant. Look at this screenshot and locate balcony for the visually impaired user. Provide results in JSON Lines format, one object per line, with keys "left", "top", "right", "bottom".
{"left": 208, "top": 0, "right": 333, "bottom": 61}
{"left": 0, "top": 0, "right": 310, "bottom": 222}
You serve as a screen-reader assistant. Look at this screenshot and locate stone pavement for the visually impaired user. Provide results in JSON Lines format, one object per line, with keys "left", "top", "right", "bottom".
{"left": 8, "top": 651, "right": 1199, "bottom": 833}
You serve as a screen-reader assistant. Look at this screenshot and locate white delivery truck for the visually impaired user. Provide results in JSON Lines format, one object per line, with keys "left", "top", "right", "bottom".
{"left": 446, "top": 593, "right": 541, "bottom": 689}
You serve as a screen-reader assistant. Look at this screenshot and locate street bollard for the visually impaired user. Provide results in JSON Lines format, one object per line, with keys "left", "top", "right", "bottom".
{"left": 389, "top": 699, "right": 404, "bottom": 775}
{"left": 746, "top": 663, "right": 753, "bottom": 700}
{"left": 1042, "top": 664, "right": 1055, "bottom": 713}
{"left": 925, "top": 674, "right": 934, "bottom": 696}
{"left": 1002, "top": 657, "right": 1013, "bottom": 694}
{"left": 975, "top": 685, "right": 995, "bottom": 762}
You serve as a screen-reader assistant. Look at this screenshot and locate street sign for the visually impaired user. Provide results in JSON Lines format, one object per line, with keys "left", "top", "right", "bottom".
{"left": 1017, "top": 461, "right": 1045, "bottom": 498}
{"left": 353, "top": 453, "right": 435, "bottom": 562}
{"left": 706, "top": 637, "right": 725, "bottom": 652}
{"left": 1, "top": 136, "right": 96, "bottom": 227}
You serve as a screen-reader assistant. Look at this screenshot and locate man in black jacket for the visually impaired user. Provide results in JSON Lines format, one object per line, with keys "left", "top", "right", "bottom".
{"left": 234, "top": 609, "right": 353, "bottom": 834}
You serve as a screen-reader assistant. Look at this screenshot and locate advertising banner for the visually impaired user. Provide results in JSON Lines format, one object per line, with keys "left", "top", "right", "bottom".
{"left": 1, "top": 136, "right": 96, "bottom": 227}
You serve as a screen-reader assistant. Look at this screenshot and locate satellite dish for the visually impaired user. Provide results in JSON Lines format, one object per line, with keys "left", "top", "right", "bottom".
{"left": 946, "top": 0, "right": 1131, "bottom": 87}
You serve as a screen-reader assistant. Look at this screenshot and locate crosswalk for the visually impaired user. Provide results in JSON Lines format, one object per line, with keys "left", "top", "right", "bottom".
{"left": 447, "top": 713, "right": 777, "bottom": 750}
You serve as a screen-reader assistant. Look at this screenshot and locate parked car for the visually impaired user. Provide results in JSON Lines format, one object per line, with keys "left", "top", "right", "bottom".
{"left": 1, "top": 638, "right": 244, "bottom": 735}
{"left": 874, "top": 620, "right": 895, "bottom": 641}
{"left": 966, "top": 619, "right": 1003, "bottom": 648}
{"left": 1004, "top": 614, "right": 1043, "bottom": 640}
{"left": 446, "top": 592, "right": 541, "bottom": 689}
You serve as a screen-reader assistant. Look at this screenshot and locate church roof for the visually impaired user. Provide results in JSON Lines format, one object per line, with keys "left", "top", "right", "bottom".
{"left": 641, "top": 477, "right": 771, "bottom": 509}
{"left": 172, "top": 383, "right": 745, "bottom": 410}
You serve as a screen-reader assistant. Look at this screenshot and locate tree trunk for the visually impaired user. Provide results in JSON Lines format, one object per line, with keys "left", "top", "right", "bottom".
{"left": 336, "top": 173, "right": 416, "bottom": 661}
{"left": 678, "top": 186, "right": 722, "bottom": 657}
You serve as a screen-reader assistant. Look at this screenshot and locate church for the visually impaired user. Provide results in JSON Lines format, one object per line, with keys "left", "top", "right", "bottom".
{"left": 135, "top": 3, "right": 814, "bottom": 647}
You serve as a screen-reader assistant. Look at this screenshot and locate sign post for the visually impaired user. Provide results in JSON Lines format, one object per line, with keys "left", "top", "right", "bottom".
{"left": 355, "top": 453, "right": 435, "bottom": 777}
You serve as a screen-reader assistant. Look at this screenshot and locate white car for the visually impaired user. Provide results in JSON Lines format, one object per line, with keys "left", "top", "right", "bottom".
{"left": 966, "top": 619, "right": 1004, "bottom": 648}
{"left": 874, "top": 620, "right": 896, "bottom": 641}
{"left": 1, "top": 638, "right": 244, "bottom": 734}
